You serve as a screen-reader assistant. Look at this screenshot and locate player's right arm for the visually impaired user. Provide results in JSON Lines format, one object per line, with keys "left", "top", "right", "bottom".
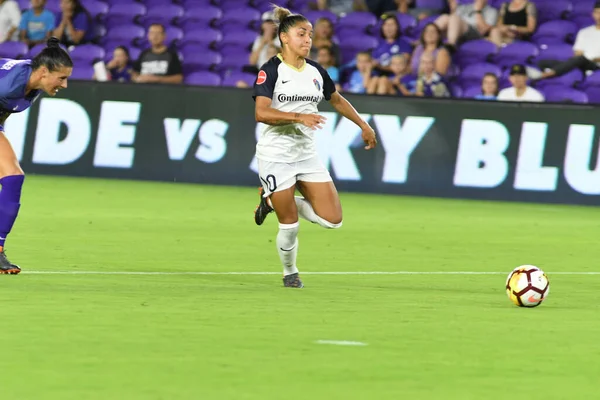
{"left": 255, "top": 96, "right": 325, "bottom": 129}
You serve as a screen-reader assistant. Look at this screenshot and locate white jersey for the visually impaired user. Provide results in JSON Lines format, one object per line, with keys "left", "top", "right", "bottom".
{"left": 253, "top": 54, "right": 336, "bottom": 163}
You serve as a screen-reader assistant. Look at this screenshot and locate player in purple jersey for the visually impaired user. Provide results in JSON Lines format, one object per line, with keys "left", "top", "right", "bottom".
{"left": 0, "top": 37, "right": 73, "bottom": 275}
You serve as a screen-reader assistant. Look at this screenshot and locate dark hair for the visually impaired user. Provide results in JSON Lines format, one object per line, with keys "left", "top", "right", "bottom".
{"left": 31, "top": 37, "right": 73, "bottom": 72}
{"left": 149, "top": 23, "right": 166, "bottom": 33}
{"left": 356, "top": 50, "right": 372, "bottom": 59}
{"left": 318, "top": 46, "right": 335, "bottom": 57}
{"left": 273, "top": 5, "right": 309, "bottom": 48}
{"left": 114, "top": 45, "right": 130, "bottom": 59}
{"left": 481, "top": 72, "right": 499, "bottom": 96}
{"left": 420, "top": 22, "right": 443, "bottom": 48}
{"left": 380, "top": 14, "right": 400, "bottom": 40}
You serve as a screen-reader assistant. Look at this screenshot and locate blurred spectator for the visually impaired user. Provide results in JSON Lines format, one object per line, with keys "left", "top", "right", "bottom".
{"left": 410, "top": 22, "right": 451, "bottom": 76}
{"left": 19, "top": 0, "right": 56, "bottom": 48}
{"left": 53, "top": 0, "right": 92, "bottom": 47}
{"left": 315, "top": 0, "right": 368, "bottom": 15}
{"left": 365, "top": 0, "right": 397, "bottom": 17}
{"left": 497, "top": 64, "right": 544, "bottom": 102}
{"left": 250, "top": 12, "right": 281, "bottom": 70}
{"left": 405, "top": 52, "right": 450, "bottom": 97}
{"left": 377, "top": 53, "right": 412, "bottom": 95}
{"left": 536, "top": 3, "right": 600, "bottom": 81}
{"left": 475, "top": 73, "right": 499, "bottom": 100}
{"left": 310, "top": 17, "right": 340, "bottom": 66}
{"left": 316, "top": 46, "right": 341, "bottom": 91}
{"left": 0, "top": 0, "right": 21, "bottom": 43}
{"left": 435, "top": 0, "right": 498, "bottom": 49}
{"left": 96, "top": 46, "right": 132, "bottom": 83}
{"left": 344, "top": 51, "right": 377, "bottom": 94}
{"left": 395, "top": 0, "right": 446, "bottom": 21}
{"left": 373, "top": 14, "right": 412, "bottom": 74}
{"left": 132, "top": 23, "right": 183, "bottom": 84}
{"left": 489, "top": 0, "right": 537, "bottom": 46}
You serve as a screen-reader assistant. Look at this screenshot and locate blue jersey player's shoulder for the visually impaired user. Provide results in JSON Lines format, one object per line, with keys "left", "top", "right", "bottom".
{"left": 0, "top": 58, "right": 34, "bottom": 98}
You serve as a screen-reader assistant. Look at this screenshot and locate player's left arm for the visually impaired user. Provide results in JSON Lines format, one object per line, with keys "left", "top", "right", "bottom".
{"left": 328, "top": 92, "right": 377, "bottom": 150}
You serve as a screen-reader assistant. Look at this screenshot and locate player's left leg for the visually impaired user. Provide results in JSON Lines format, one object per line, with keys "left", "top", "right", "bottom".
{"left": 0, "top": 131, "right": 25, "bottom": 275}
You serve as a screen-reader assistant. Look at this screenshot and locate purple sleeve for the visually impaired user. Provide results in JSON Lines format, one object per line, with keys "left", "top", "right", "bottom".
{"left": 72, "top": 12, "right": 89, "bottom": 32}
{"left": 411, "top": 46, "right": 423, "bottom": 72}
{"left": 398, "top": 39, "right": 413, "bottom": 55}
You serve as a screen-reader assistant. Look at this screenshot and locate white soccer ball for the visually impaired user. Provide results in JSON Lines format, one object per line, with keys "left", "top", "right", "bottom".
{"left": 505, "top": 265, "right": 550, "bottom": 307}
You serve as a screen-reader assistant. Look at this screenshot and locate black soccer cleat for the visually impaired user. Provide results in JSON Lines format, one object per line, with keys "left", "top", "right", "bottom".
{"left": 0, "top": 251, "right": 20, "bottom": 275}
{"left": 283, "top": 273, "right": 304, "bottom": 288}
{"left": 254, "top": 187, "right": 273, "bottom": 226}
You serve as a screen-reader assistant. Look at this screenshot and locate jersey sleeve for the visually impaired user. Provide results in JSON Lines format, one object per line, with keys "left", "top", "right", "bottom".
{"left": 313, "top": 62, "right": 337, "bottom": 101}
{"left": 252, "top": 59, "right": 279, "bottom": 101}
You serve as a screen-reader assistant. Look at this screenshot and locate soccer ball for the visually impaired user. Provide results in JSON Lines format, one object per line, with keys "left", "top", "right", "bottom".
{"left": 505, "top": 265, "right": 550, "bottom": 307}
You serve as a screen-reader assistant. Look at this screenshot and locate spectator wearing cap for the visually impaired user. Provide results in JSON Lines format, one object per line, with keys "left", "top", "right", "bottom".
{"left": 250, "top": 11, "right": 281, "bottom": 70}
{"left": 536, "top": 2, "right": 600, "bottom": 81}
{"left": 435, "top": 0, "right": 498, "bottom": 50}
{"left": 497, "top": 64, "right": 544, "bottom": 102}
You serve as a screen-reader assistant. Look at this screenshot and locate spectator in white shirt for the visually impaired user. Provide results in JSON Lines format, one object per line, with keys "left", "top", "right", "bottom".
{"left": 0, "top": 0, "right": 21, "bottom": 43}
{"left": 497, "top": 64, "right": 544, "bottom": 102}
{"left": 536, "top": 2, "right": 600, "bottom": 80}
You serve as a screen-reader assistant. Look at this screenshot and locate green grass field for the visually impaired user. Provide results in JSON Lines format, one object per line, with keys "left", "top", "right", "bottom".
{"left": 2, "top": 175, "right": 600, "bottom": 399}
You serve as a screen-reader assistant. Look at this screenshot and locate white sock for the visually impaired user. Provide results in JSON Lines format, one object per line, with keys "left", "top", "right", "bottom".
{"left": 294, "top": 196, "right": 343, "bottom": 229}
{"left": 277, "top": 222, "right": 299, "bottom": 276}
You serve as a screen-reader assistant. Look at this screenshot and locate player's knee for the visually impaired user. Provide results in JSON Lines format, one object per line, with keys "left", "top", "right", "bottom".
{"left": 317, "top": 215, "right": 343, "bottom": 229}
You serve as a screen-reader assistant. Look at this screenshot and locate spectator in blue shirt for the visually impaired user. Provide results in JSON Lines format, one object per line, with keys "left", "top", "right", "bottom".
{"left": 475, "top": 73, "right": 499, "bottom": 100}
{"left": 344, "top": 51, "right": 377, "bottom": 94}
{"left": 19, "top": 0, "right": 56, "bottom": 48}
{"left": 316, "top": 46, "right": 341, "bottom": 92}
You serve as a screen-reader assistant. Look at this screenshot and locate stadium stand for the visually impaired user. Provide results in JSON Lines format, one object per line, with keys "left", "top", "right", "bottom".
{"left": 5, "top": 0, "right": 600, "bottom": 104}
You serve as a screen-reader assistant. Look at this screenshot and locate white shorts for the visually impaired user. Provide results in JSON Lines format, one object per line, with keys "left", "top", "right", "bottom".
{"left": 257, "top": 155, "right": 333, "bottom": 197}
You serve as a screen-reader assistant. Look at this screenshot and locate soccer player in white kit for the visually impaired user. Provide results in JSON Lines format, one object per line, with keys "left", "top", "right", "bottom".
{"left": 253, "top": 5, "right": 377, "bottom": 288}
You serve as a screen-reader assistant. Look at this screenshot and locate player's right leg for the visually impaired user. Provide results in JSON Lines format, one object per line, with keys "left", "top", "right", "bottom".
{"left": 0, "top": 130, "right": 25, "bottom": 275}
{"left": 255, "top": 159, "right": 304, "bottom": 288}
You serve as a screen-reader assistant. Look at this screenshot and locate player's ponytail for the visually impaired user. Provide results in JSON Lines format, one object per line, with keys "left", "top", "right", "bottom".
{"left": 31, "top": 36, "right": 73, "bottom": 72}
{"left": 272, "top": 4, "right": 309, "bottom": 46}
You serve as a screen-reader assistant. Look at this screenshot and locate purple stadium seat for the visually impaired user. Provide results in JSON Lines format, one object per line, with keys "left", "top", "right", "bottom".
{"left": 69, "top": 44, "right": 106, "bottom": 65}
{"left": 543, "top": 87, "right": 588, "bottom": 103}
{"left": 181, "top": 0, "right": 216, "bottom": 5}
{"left": 536, "top": 0, "right": 572, "bottom": 24}
{"left": 287, "top": 0, "right": 311, "bottom": 11}
{"left": 584, "top": 70, "right": 600, "bottom": 87}
{"left": 178, "top": 6, "right": 222, "bottom": 26}
{"left": 101, "top": 25, "right": 146, "bottom": 46}
{"left": 107, "top": 3, "right": 147, "bottom": 23}
{"left": 531, "top": 20, "right": 577, "bottom": 44}
{"left": 165, "top": 26, "right": 184, "bottom": 45}
{"left": 415, "top": 0, "right": 446, "bottom": 9}
{"left": 303, "top": 10, "right": 338, "bottom": 25}
{"left": 139, "top": 4, "right": 185, "bottom": 27}
{"left": 462, "top": 85, "right": 485, "bottom": 99}
{"left": 185, "top": 71, "right": 222, "bottom": 86}
{"left": 536, "top": 43, "right": 574, "bottom": 62}
{"left": 572, "top": 0, "right": 595, "bottom": 17}
{"left": 398, "top": 13, "right": 418, "bottom": 35}
{"left": 44, "top": 0, "right": 60, "bottom": 14}
{"left": 456, "top": 39, "right": 497, "bottom": 66}
{"left": 221, "top": 71, "right": 256, "bottom": 87}
{"left": 0, "top": 42, "right": 28, "bottom": 59}
{"left": 182, "top": 28, "right": 223, "bottom": 47}
{"left": 91, "top": 24, "right": 107, "bottom": 42}
{"left": 218, "top": 52, "right": 252, "bottom": 71}
{"left": 493, "top": 41, "right": 538, "bottom": 68}
{"left": 536, "top": 69, "right": 583, "bottom": 88}
{"left": 219, "top": 6, "right": 261, "bottom": 29}
{"left": 17, "top": 0, "right": 28, "bottom": 11}
{"left": 338, "top": 12, "right": 378, "bottom": 33}
{"left": 583, "top": 87, "right": 600, "bottom": 103}
{"left": 87, "top": 1, "right": 110, "bottom": 20}
{"left": 338, "top": 35, "right": 378, "bottom": 64}
{"left": 27, "top": 43, "right": 67, "bottom": 58}
{"left": 459, "top": 62, "right": 502, "bottom": 87}
{"left": 572, "top": 15, "right": 595, "bottom": 29}
{"left": 221, "top": 29, "right": 258, "bottom": 48}
{"left": 181, "top": 46, "right": 222, "bottom": 70}
{"left": 70, "top": 65, "right": 95, "bottom": 81}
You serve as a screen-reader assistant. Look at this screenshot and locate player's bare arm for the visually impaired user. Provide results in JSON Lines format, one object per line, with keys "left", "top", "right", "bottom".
{"left": 255, "top": 96, "right": 326, "bottom": 129}
{"left": 329, "top": 91, "right": 377, "bottom": 149}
